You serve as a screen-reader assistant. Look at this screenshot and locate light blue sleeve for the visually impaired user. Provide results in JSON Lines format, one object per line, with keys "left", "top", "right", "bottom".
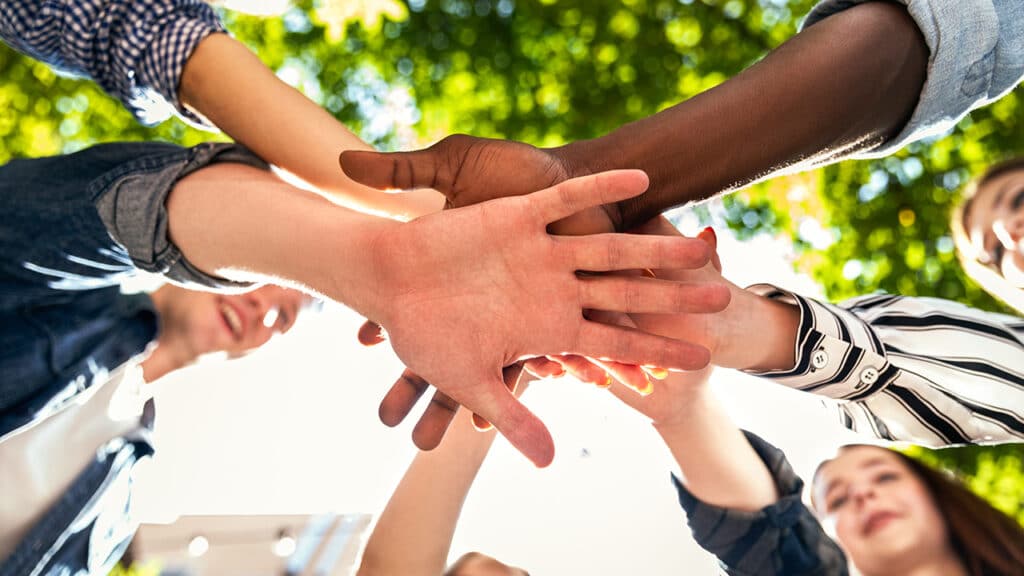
{"left": 803, "top": 0, "right": 1024, "bottom": 158}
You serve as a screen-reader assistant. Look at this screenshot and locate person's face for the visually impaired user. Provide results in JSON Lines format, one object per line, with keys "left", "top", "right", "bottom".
{"left": 173, "top": 285, "right": 312, "bottom": 357}
{"left": 964, "top": 166, "right": 1024, "bottom": 288}
{"left": 812, "top": 447, "right": 949, "bottom": 575}
{"left": 449, "top": 553, "right": 530, "bottom": 576}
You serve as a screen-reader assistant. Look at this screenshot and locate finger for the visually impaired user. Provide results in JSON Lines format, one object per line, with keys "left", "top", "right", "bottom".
{"left": 472, "top": 365, "right": 522, "bottom": 431}
{"left": 357, "top": 320, "right": 386, "bottom": 346}
{"left": 529, "top": 170, "right": 649, "bottom": 224}
{"left": 473, "top": 381, "right": 555, "bottom": 468}
{"left": 523, "top": 357, "right": 565, "bottom": 379}
{"left": 590, "top": 358, "right": 653, "bottom": 395}
{"left": 697, "top": 226, "right": 723, "bottom": 272}
{"left": 412, "top": 390, "right": 460, "bottom": 451}
{"left": 549, "top": 355, "right": 610, "bottom": 387}
{"left": 574, "top": 321, "right": 711, "bottom": 371}
{"left": 562, "top": 234, "right": 710, "bottom": 271}
{"left": 643, "top": 366, "right": 670, "bottom": 380}
{"left": 339, "top": 148, "right": 442, "bottom": 191}
{"left": 378, "top": 369, "right": 431, "bottom": 427}
{"left": 578, "top": 276, "right": 731, "bottom": 314}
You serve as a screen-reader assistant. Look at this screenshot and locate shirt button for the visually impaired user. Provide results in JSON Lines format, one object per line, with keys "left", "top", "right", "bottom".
{"left": 811, "top": 350, "right": 829, "bottom": 370}
{"left": 860, "top": 367, "right": 879, "bottom": 386}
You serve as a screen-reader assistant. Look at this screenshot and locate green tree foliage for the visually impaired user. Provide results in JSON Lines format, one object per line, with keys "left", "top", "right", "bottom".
{"left": 0, "top": 0, "right": 1019, "bottom": 523}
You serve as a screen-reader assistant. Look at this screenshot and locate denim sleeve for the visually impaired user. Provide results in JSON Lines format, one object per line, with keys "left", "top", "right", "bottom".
{"left": 0, "top": 0, "right": 225, "bottom": 128}
{"left": 0, "top": 142, "right": 265, "bottom": 312}
{"left": 803, "top": 0, "right": 1024, "bottom": 158}
{"left": 672, "top": 432, "right": 849, "bottom": 576}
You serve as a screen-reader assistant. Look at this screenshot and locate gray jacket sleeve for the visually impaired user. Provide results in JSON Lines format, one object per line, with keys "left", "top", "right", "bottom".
{"left": 804, "top": 0, "right": 1024, "bottom": 158}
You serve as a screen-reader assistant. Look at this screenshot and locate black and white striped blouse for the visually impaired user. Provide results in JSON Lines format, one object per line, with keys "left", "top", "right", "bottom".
{"left": 745, "top": 285, "right": 1024, "bottom": 447}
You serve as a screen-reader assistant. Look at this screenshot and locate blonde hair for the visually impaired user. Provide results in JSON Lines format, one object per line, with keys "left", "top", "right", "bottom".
{"left": 949, "top": 157, "right": 1024, "bottom": 313}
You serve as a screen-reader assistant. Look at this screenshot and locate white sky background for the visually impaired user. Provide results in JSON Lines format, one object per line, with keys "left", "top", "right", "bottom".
{"left": 135, "top": 201, "right": 867, "bottom": 575}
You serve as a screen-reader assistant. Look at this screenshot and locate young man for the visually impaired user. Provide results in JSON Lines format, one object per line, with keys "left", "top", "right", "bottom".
{"left": 0, "top": 280, "right": 311, "bottom": 575}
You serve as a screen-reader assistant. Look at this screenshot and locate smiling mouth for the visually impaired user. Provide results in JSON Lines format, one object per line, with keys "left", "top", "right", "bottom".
{"left": 220, "top": 302, "right": 243, "bottom": 340}
{"left": 863, "top": 512, "right": 899, "bottom": 536}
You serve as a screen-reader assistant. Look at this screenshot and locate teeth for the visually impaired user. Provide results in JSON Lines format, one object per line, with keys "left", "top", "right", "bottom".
{"left": 221, "top": 304, "right": 242, "bottom": 338}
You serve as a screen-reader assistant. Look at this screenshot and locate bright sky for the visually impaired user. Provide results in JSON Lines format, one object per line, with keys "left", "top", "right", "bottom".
{"left": 135, "top": 200, "right": 867, "bottom": 575}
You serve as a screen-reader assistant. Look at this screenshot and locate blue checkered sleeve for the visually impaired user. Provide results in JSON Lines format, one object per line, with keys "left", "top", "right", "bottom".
{"left": 0, "top": 0, "right": 226, "bottom": 128}
{"left": 673, "top": 432, "right": 850, "bottom": 576}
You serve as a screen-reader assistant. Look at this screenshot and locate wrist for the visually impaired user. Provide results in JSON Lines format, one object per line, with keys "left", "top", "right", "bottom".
{"left": 719, "top": 288, "right": 799, "bottom": 372}
{"left": 650, "top": 383, "right": 714, "bottom": 438}
{"left": 549, "top": 141, "right": 625, "bottom": 232}
{"left": 318, "top": 213, "right": 400, "bottom": 324}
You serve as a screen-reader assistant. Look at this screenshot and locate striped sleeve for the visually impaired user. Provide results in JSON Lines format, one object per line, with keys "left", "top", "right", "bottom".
{"left": 743, "top": 284, "right": 1024, "bottom": 447}
{"left": 0, "top": 0, "right": 226, "bottom": 128}
{"left": 673, "top": 431, "right": 849, "bottom": 576}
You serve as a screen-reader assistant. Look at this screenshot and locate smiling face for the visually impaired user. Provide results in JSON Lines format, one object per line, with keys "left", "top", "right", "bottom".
{"left": 962, "top": 161, "right": 1024, "bottom": 289}
{"left": 156, "top": 284, "right": 313, "bottom": 359}
{"left": 812, "top": 447, "right": 951, "bottom": 575}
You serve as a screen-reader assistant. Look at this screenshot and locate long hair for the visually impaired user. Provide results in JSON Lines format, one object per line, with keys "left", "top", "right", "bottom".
{"left": 892, "top": 452, "right": 1024, "bottom": 576}
{"left": 815, "top": 447, "right": 1024, "bottom": 576}
{"left": 950, "top": 157, "right": 1024, "bottom": 313}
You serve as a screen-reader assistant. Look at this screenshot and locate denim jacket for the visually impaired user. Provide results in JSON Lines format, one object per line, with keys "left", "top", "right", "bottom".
{"left": 0, "top": 142, "right": 265, "bottom": 575}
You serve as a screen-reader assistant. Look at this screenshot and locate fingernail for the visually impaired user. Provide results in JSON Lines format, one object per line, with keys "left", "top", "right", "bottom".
{"left": 596, "top": 374, "right": 613, "bottom": 389}
{"left": 703, "top": 226, "right": 717, "bottom": 242}
{"left": 637, "top": 381, "right": 654, "bottom": 396}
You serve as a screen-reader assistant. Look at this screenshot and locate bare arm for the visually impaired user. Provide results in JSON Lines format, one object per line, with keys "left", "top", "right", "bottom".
{"left": 179, "top": 33, "right": 443, "bottom": 219}
{"left": 358, "top": 375, "right": 526, "bottom": 576}
{"left": 340, "top": 1, "right": 928, "bottom": 232}
{"left": 561, "top": 0, "right": 929, "bottom": 229}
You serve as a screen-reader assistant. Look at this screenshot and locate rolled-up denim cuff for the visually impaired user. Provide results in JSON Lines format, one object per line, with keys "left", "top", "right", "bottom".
{"left": 92, "top": 142, "right": 269, "bottom": 290}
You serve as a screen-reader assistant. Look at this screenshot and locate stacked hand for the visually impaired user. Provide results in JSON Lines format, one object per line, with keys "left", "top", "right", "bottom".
{"left": 355, "top": 170, "right": 730, "bottom": 466}
{"left": 340, "top": 134, "right": 615, "bottom": 235}
{"left": 524, "top": 217, "right": 730, "bottom": 408}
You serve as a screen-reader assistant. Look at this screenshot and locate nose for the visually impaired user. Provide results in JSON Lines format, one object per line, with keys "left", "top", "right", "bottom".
{"left": 848, "top": 482, "right": 877, "bottom": 508}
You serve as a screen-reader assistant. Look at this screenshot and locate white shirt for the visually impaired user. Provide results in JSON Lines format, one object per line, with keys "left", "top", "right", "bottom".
{"left": 0, "top": 362, "right": 151, "bottom": 561}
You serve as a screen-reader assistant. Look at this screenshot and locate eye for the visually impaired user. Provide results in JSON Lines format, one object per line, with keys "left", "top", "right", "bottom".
{"left": 1010, "top": 188, "right": 1024, "bottom": 211}
{"left": 827, "top": 494, "right": 849, "bottom": 511}
{"left": 875, "top": 471, "right": 898, "bottom": 483}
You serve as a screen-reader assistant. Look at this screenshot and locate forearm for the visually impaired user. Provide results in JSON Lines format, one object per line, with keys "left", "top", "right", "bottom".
{"left": 557, "top": 1, "right": 927, "bottom": 230}
{"left": 165, "top": 162, "right": 396, "bottom": 319}
{"left": 358, "top": 409, "right": 498, "bottom": 576}
{"left": 655, "top": 386, "right": 779, "bottom": 512}
{"left": 179, "top": 33, "right": 443, "bottom": 220}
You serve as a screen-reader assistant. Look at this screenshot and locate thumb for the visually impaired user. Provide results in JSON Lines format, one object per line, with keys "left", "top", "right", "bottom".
{"left": 476, "top": 379, "right": 555, "bottom": 468}
{"left": 339, "top": 148, "right": 444, "bottom": 192}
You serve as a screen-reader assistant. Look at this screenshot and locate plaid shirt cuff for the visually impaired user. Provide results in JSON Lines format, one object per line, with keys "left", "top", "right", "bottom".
{"left": 135, "top": 7, "right": 226, "bottom": 128}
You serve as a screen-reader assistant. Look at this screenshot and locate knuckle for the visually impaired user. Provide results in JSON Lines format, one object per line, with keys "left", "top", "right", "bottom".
{"left": 671, "top": 284, "right": 690, "bottom": 313}
{"left": 604, "top": 238, "right": 624, "bottom": 270}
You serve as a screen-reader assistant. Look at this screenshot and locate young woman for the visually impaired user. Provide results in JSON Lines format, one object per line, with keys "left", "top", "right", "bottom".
{"left": 606, "top": 348, "right": 1024, "bottom": 576}
{"left": 563, "top": 222, "right": 1024, "bottom": 575}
